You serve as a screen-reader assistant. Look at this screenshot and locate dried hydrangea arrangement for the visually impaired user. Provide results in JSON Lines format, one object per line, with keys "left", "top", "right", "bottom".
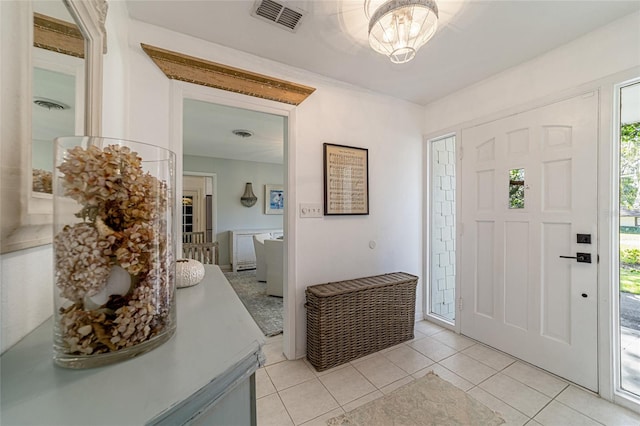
{"left": 54, "top": 144, "right": 174, "bottom": 358}
{"left": 32, "top": 168, "right": 53, "bottom": 193}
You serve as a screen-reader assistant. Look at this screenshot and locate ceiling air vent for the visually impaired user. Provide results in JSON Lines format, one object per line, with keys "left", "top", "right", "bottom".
{"left": 33, "top": 97, "right": 70, "bottom": 110}
{"left": 252, "top": 0, "right": 305, "bottom": 32}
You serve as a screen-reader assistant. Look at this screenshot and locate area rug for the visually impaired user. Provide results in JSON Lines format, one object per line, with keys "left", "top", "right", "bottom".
{"left": 327, "top": 372, "right": 505, "bottom": 426}
{"left": 224, "top": 270, "right": 283, "bottom": 337}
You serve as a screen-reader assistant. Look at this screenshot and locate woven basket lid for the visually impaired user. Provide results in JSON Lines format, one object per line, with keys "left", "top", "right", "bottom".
{"left": 306, "top": 272, "right": 417, "bottom": 298}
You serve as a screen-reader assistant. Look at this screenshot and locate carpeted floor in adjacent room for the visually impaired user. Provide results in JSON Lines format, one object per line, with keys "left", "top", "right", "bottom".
{"left": 224, "top": 270, "right": 283, "bottom": 337}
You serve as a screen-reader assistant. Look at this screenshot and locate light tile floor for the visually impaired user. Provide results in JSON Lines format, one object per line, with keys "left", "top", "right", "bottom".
{"left": 257, "top": 322, "right": 640, "bottom": 426}
{"left": 622, "top": 327, "right": 640, "bottom": 396}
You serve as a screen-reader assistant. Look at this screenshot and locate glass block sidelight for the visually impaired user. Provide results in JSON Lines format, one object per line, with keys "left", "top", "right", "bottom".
{"left": 430, "top": 136, "right": 456, "bottom": 322}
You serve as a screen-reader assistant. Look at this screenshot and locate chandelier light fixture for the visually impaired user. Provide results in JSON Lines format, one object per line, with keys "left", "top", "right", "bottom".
{"left": 240, "top": 182, "right": 258, "bottom": 207}
{"left": 367, "top": 0, "right": 439, "bottom": 64}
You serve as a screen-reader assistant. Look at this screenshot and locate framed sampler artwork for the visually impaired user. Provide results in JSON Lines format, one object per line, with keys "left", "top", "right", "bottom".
{"left": 323, "top": 143, "right": 369, "bottom": 215}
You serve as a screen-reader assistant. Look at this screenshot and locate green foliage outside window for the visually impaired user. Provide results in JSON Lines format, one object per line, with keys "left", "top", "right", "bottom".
{"left": 620, "top": 121, "right": 640, "bottom": 210}
{"left": 620, "top": 122, "right": 640, "bottom": 295}
{"left": 509, "top": 168, "right": 525, "bottom": 209}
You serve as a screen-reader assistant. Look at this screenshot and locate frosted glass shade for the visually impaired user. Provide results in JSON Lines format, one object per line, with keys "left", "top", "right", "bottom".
{"left": 368, "top": 0, "right": 439, "bottom": 64}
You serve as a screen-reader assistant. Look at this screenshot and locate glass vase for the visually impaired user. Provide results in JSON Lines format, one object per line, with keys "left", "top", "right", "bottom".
{"left": 53, "top": 136, "right": 176, "bottom": 368}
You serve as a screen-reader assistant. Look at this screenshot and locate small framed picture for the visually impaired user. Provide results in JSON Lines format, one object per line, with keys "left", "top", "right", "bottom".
{"left": 265, "top": 184, "right": 284, "bottom": 215}
{"left": 323, "top": 143, "right": 369, "bottom": 215}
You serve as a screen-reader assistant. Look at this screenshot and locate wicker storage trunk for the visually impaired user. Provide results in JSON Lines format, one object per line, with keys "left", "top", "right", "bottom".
{"left": 306, "top": 272, "right": 418, "bottom": 371}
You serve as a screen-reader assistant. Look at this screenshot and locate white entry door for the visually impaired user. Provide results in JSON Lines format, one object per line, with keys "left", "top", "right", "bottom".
{"left": 460, "top": 92, "right": 599, "bottom": 391}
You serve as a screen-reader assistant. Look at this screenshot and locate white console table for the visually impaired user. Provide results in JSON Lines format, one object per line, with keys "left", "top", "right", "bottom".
{"left": 0, "top": 265, "right": 265, "bottom": 425}
{"left": 230, "top": 229, "right": 283, "bottom": 272}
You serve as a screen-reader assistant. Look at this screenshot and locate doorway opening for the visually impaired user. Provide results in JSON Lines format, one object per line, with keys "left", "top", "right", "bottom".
{"left": 427, "top": 134, "right": 456, "bottom": 324}
{"left": 182, "top": 98, "right": 286, "bottom": 339}
{"left": 617, "top": 78, "right": 640, "bottom": 400}
{"left": 170, "top": 76, "right": 296, "bottom": 358}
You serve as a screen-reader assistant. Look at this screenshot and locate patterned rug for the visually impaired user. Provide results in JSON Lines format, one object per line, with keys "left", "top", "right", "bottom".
{"left": 224, "top": 270, "right": 283, "bottom": 337}
{"left": 328, "top": 372, "right": 505, "bottom": 426}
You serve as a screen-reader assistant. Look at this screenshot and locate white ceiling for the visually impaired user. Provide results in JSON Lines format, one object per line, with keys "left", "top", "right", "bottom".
{"left": 32, "top": 67, "right": 77, "bottom": 143}
{"left": 126, "top": 0, "right": 640, "bottom": 165}
{"left": 126, "top": 0, "right": 640, "bottom": 106}
{"left": 183, "top": 100, "right": 285, "bottom": 164}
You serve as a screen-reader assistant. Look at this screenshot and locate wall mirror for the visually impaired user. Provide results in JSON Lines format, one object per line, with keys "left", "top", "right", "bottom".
{"left": 32, "top": 3, "right": 86, "bottom": 195}
{"left": 0, "top": 0, "right": 107, "bottom": 254}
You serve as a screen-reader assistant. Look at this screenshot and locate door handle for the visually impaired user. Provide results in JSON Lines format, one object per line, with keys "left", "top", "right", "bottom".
{"left": 559, "top": 253, "right": 592, "bottom": 263}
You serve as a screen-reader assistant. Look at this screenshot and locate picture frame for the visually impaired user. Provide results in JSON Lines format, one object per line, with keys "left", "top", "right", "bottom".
{"left": 323, "top": 143, "right": 369, "bottom": 215}
{"left": 265, "top": 184, "right": 284, "bottom": 215}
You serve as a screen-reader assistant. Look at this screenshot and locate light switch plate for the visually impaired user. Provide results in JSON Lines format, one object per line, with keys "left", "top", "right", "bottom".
{"left": 300, "top": 203, "right": 322, "bottom": 218}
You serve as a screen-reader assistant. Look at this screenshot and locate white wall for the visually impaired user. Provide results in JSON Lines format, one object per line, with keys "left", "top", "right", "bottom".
{"left": 184, "top": 155, "right": 284, "bottom": 267}
{"left": 101, "top": 0, "right": 130, "bottom": 138}
{"left": 292, "top": 82, "right": 425, "bottom": 347}
{"left": 120, "top": 19, "right": 425, "bottom": 358}
{"left": 0, "top": 2, "right": 53, "bottom": 354}
{"left": 1, "top": 246, "right": 53, "bottom": 352}
{"left": 424, "top": 11, "right": 640, "bottom": 134}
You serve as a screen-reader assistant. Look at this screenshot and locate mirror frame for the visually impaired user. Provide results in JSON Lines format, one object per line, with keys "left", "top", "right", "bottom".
{"left": 0, "top": 0, "right": 107, "bottom": 254}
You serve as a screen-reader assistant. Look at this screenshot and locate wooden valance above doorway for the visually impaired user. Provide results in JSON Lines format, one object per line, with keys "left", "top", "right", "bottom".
{"left": 34, "top": 13, "right": 85, "bottom": 58}
{"left": 141, "top": 43, "right": 315, "bottom": 106}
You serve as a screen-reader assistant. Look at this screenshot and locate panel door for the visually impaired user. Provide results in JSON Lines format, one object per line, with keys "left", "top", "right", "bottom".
{"left": 460, "top": 92, "right": 599, "bottom": 391}
{"left": 183, "top": 176, "right": 206, "bottom": 232}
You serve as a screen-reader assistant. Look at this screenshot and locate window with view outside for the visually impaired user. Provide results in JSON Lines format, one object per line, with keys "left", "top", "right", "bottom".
{"left": 509, "top": 168, "right": 525, "bottom": 209}
{"left": 618, "top": 80, "right": 640, "bottom": 398}
{"left": 182, "top": 195, "right": 194, "bottom": 233}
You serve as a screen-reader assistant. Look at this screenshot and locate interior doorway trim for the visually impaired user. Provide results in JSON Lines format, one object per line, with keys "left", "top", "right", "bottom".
{"left": 169, "top": 79, "right": 297, "bottom": 360}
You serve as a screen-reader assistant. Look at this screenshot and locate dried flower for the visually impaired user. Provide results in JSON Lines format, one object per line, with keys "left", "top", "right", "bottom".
{"left": 54, "top": 223, "right": 114, "bottom": 302}
{"left": 111, "top": 284, "right": 157, "bottom": 348}
{"left": 58, "top": 145, "right": 143, "bottom": 210}
{"left": 101, "top": 172, "right": 168, "bottom": 232}
{"left": 32, "top": 168, "right": 52, "bottom": 193}
{"left": 57, "top": 143, "right": 167, "bottom": 231}
{"left": 114, "top": 222, "right": 155, "bottom": 275}
{"left": 59, "top": 305, "right": 112, "bottom": 355}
